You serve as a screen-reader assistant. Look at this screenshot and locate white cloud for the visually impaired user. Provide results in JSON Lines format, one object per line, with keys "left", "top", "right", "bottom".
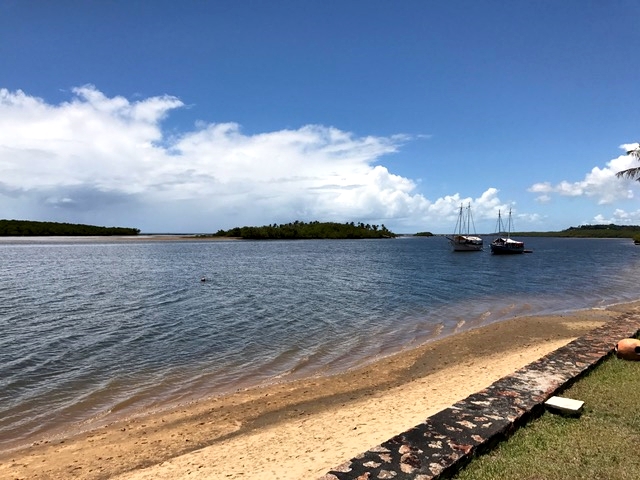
{"left": 593, "top": 208, "right": 640, "bottom": 225}
{"left": 0, "top": 85, "right": 521, "bottom": 233}
{"left": 413, "top": 187, "right": 513, "bottom": 232}
{"left": 534, "top": 193, "right": 552, "bottom": 203}
{"left": 528, "top": 151, "right": 638, "bottom": 204}
{"left": 0, "top": 85, "right": 183, "bottom": 194}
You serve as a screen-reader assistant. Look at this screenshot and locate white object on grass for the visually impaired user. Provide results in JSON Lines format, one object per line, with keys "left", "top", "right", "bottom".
{"left": 544, "top": 396, "right": 584, "bottom": 414}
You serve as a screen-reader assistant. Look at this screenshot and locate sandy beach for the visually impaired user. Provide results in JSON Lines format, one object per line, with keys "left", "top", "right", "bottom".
{"left": 0, "top": 303, "right": 634, "bottom": 480}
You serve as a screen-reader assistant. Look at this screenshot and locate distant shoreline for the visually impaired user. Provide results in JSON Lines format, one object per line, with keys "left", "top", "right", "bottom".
{"left": 0, "top": 234, "right": 240, "bottom": 243}
{"left": 1, "top": 233, "right": 638, "bottom": 241}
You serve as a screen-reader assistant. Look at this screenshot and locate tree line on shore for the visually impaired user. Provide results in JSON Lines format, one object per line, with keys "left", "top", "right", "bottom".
{"left": 0, "top": 220, "right": 140, "bottom": 236}
{"left": 4, "top": 218, "right": 640, "bottom": 240}
{"left": 515, "top": 224, "right": 640, "bottom": 239}
{"left": 207, "top": 220, "right": 396, "bottom": 239}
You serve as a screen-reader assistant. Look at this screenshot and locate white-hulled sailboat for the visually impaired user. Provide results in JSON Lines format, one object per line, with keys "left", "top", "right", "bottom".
{"left": 447, "top": 203, "right": 483, "bottom": 252}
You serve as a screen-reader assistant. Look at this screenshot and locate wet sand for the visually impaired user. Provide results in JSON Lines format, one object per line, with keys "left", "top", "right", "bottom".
{"left": 0, "top": 303, "right": 634, "bottom": 480}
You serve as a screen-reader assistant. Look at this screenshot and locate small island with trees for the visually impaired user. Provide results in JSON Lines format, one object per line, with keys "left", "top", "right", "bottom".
{"left": 205, "top": 220, "right": 396, "bottom": 239}
{"left": 5, "top": 218, "right": 640, "bottom": 243}
{"left": 514, "top": 224, "right": 640, "bottom": 240}
{"left": 0, "top": 220, "right": 140, "bottom": 236}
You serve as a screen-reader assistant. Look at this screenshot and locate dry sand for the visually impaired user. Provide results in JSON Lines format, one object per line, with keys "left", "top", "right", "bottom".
{"left": 1, "top": 303, "right": 634, "bottom": 480}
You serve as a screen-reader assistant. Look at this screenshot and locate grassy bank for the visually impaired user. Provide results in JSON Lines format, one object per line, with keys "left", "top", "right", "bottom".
{"left": 454, "top": 355, "right": 640, "bottom": 480}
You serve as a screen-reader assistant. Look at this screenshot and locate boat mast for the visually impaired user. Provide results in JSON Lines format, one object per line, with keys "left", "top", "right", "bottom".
{"left": 466, "top": 203, "right": 478, "bottom": 236}
{"left": 465, "top": 203, "right": 470, "bottom": 235}
{"left": 495, "top": 210, "right": 503, "bottom": 236}
{"left": 454, "top": 203, "right": 463, "bottom": 236}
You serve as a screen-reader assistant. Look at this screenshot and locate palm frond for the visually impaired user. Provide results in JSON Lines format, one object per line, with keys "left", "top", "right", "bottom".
{"left": 616, "top": 144, "right": 640, "bottom": 180}
{"left": 615, "top": 167, "right": 640, "bottom": 181}
{"left": 627, "top": 147, "right": 640, "bottom": 160}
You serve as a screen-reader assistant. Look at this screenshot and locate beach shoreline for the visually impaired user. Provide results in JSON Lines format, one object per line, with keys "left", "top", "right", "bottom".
{"left": 1, "top": 302, "right": 636, "bottom": 480}
{"left": 0, "top": 234, "right": 237, "bottom": 244}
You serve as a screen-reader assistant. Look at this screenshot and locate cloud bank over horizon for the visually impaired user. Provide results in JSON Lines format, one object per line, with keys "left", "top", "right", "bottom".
{"left": 529, "top": 148, "right": 637, "bottom": 205}
{"left": 1, "top": 86, "right": 638, "bottom": 233}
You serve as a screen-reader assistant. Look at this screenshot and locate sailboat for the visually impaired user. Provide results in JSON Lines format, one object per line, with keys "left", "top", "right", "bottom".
{"left": 490, "top": 209, "right": 525, "bottom": 254}
{"left": 447, "top": 203, "right": 483, "bottom": 252}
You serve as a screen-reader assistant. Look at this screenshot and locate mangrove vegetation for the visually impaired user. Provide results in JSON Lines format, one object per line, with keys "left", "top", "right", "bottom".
{"left": 208, "top": 220, "right": 396, "bottom": 239}
{"left": 0, "top": 220, "right": 141, "bottom": 236}
{"left": 514, "top": 224, "right": 640, "bottom": 239}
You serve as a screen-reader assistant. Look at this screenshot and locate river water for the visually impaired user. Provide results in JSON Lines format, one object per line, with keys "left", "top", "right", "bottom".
{"left": 1, "top": 236, "right": 639, "bottom": 449}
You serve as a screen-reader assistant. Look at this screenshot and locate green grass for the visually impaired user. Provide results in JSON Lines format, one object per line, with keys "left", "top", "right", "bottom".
{"left": 453, "top": 356, "right": 640, "bottom": 480}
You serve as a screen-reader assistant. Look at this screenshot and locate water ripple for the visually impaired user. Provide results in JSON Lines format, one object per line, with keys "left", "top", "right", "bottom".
{"left": 1, "top": 237, "right": 640, "bottom": 449}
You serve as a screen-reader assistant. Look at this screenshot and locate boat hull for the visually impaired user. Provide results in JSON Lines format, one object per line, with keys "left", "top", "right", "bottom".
{"left": 490, "top": 238, "right": 524, "bottom": 254}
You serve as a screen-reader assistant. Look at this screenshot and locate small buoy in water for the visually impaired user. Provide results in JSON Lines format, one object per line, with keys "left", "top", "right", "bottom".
{"left": 614, "top": 338, "right": 640, "bottom": 361}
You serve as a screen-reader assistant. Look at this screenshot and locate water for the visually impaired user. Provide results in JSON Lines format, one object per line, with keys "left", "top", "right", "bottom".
{"left": 1, "top": 236, "right": 639, "bottom": 449}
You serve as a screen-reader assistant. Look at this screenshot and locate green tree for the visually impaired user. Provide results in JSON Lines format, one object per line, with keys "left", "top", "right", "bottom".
{"left": 210, "top": 220, "right": 396, "bottom": 239}
{"left": 615, "top": 144, "right": 640, "bottom": 181}
{"left": 0, "top": 220, "right": 140, "bottom": 236}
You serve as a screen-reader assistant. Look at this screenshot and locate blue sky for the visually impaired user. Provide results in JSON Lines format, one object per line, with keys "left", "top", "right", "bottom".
{"left": 1, "top": 1, "right": 639, "bottom": 234}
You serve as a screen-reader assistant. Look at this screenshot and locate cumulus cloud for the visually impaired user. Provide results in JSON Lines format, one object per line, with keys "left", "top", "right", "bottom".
{"left": 621, "top": 143, "right": 640, "bottom": 154}
{"left": 592, "top": 208, "right": 640, "bottom": 225}
{"left": 417, "top": 187, "right": 515, "bottom": 231}
{"left": 0, "top": 85, "right": 510, "bottom": 232}
{"left": 0, "top": 85, "right": 183, "bottom": 194}
{"left": 528, "top": 146, "right": 638, "bottom": 204}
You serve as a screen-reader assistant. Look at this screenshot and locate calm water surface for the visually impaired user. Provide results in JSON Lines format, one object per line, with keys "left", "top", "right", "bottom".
{"left": 1, "top": 236, "right": 639, "bottom": 449}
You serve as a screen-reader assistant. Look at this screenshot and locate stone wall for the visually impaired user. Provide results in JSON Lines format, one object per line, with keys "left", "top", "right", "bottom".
{"left": 321, "top": 314, "right": 640, "bottom": 480}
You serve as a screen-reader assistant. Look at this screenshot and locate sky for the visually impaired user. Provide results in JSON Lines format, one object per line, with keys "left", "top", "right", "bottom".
{"left": 1, "top": 1, "right": 640, "bottom": 234}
